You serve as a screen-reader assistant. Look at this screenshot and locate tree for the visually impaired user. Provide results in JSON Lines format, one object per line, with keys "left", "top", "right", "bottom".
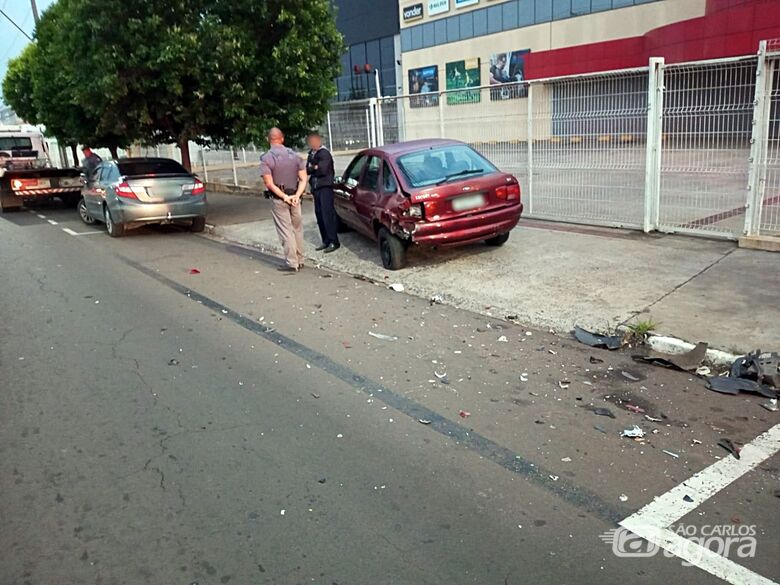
{"left": 2, "top": 45, "right": 40, "bottom": 126}
{"left": 74, "top": 0, "right": 345, "bottom": 169}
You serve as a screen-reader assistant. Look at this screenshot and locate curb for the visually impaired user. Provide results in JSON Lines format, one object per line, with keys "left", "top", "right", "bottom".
{"left": 205, "top": 224, "right": 746, "bottom": 367}
{"left": 647, "top": 335, "right": 739, "bottom": 367}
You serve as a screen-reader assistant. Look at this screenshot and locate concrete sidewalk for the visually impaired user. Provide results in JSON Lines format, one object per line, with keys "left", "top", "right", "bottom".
{"left": 205, "top": 191, "right": 780, "bottom": 353}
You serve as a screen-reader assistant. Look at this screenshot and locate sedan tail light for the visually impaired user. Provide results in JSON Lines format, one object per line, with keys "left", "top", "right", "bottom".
{"left": 506, "top": 183, "right": 520, "bottom": 201}
{"left": 495, "top": 186, "right": 508, "bottom": 200}
{"left": 399, "top": 198, "right": 424, "bottom": 219}
{"left": 184, "top": 179, "right": 205, "bottom": 195}
{"left": 114, "top": 181, "right": 138, "bottom": 199}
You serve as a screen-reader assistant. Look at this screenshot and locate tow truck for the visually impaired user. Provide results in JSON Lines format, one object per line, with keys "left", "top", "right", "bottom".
{"left": 0, "top": 125, "right": 83, "bottom": 212}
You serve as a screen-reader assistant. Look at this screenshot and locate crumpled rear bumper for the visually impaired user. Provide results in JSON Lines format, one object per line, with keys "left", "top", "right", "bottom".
{"left": 409, "top": 202, "right": 523, "bottom": 247}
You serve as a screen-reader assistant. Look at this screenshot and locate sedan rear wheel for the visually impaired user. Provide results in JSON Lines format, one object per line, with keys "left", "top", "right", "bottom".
{"left": 78, "top": 198, "right": 96, "bottom": 225}
{"left": 378, "top": 227, "right": 406, "bottom": 270}
{"left": 104, "top": 206, "right": 125, "bottom": 237}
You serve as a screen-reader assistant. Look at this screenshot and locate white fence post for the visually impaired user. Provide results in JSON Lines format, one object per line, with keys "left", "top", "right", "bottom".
{"left": 643, "top": 57, "right": 665, "bottom": 233}
{"left": 200, "top": 145, "right": 209, "bottom": 182}
{"left": 368, "top": 97, "right": 379, "bottom": 148}
{"left": 231, "top": 148, "right": 238, "bottom": 186}
{"left": 365, "top": 107, "right": 373, "bottom": 148}
{"left": 527, "top": 83, "right": 534, "bottom": 215}
{"left": 745, "top": 41, "right": 772, "bottom": 237}
{"left": 326, "top": 111, "right": 334, "bottom": 152}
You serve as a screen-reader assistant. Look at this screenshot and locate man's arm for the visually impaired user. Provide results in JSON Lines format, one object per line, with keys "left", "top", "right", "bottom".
{"left": 315, "top": 150, "right": 334, "bottom": 179}
{"left": 293, "top": 169, "right": 308, "bottom": 201}
{"left": 262, "top": 174, "right": 291, "bottom": 203}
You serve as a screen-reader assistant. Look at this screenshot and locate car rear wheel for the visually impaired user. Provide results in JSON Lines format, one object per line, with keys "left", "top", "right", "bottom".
{"left": 486, "top": 232, "right": 510, "bottom": 247}
{"left": 378, "top": 227, "right": 406, "bottom": 270}
{"left": 190, "top": 216, "right": 206, "bottom": 233}
{"left": 104, "top": 206, "right": 125, "bottom": 237}
{"left": 77, "top": 198, "right": 96, "bottom": 225}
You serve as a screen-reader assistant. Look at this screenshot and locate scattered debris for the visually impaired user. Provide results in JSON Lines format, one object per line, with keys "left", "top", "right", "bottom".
{"left": 621, "top": 425, "right": 645, "bottom": 438}
{"left": 592, "top": 407, "right": 616, "bottom": 419}
{"left": 429, "top": 294, "right": 444, "bottom": 305}
{"left": 167, "top": 358, "right": 180, "bottom": 366}
{"left": 761, "top": 398, "right": 779, "bottom": 412}
{"left": 561, "top": 457, "right": 572, "bottom": 462}
{"left": 644, "top": 415, "right": 663, "bottom": 423}
{"left": 594, "top": 425, "right": 607, "bottom": 434}
{"left": 280, "top": 509, "right": 285, "bottom": 516}
{"left": 418, "top": 418, "right": 432, "bottom": 425}
{"left": 506, "top": 315, "right": 519, "bottom": 321}
{"left": 574, "top": 326, "right": 622, "bottom": 350}
{"left": 706, "top": 376, "right": 776, "bottom": 399}
{"left": 558, "top": 380, "right": 570, "bottom": 389}
{"left": 525, "top": 331, "right": 533, "bottom": 337}
{"left": 388, "top": 283, "right": 405, "bottom": 292}
{"left": 619, "top": 494, "right": 628, "bottom": 502}
{"left": 731, "top": 350, "right": 779, "bottom": 388}
{"left": 317, "top": 477, "right": 327, "bottom": 484}
{"left": 695, "top": 366, "right": 711, "bottom": 377}
{"left": 589, "top": 356, "right": 604, "bottom": 364}
{"left": 718, "top": 438, "right": 741, "bottom": 459}
{"left": 683, "top": 495, "right": 694, "bottom": 503}
{"left": 621, "top": 371, "right": 641, "bottom": 382}
{"left": 548, "top": 349, "right": 558, "bottom": 355}
{"left": 458, "top": 410, "right": 471, "bottom": 419}
{"left": 188, "top": 268, "right": 201, "bottom": 274}
{"left": 310, "top": 392, "right": 320, "bottom": 399}
{"left": 549, "top": 475, "right": 559, "bottom": 481}
{"left": 662, "top": 450, "right": 680, "bottom": 459}
{"left": 497, "top": 335, "right": 509, "bottom": 343}
{"left": 633, "top": 342, "right": 708, "bottom": 372}
{"left": 625, "top": 404, "right": 645, "bottom": 414}
{"left": 368, "top": 331, "right": 399, "bottom": 342}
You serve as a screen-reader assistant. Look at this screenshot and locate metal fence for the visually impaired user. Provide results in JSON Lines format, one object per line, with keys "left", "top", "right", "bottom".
{"left": 321, "top": 41, "right": 780, "bottom": 241}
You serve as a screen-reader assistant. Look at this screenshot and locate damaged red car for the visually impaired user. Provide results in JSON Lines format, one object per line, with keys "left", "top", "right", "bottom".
{"left": 333, "top": 139, "right": 523, "bottom": 270}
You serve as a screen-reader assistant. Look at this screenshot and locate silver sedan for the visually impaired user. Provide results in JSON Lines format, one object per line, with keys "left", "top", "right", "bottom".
{"left": 78, "top": 157, "right": 207, "bottom": 237}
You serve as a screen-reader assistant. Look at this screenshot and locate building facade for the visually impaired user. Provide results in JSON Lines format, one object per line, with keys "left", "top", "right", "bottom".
{"left": 333, "top": 0, "right": 401, "bottom": 101}
{"left": 398, "top": 0, "right": 780, "bottom": 94}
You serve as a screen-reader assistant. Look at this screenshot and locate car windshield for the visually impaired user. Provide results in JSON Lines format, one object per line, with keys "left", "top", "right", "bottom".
{"left": 396, "top": 144, "right": 497, "bottom": 188}
{"left": 0, "top": 137, "right": 34, "bottom": 150}
{"left": 118, "top": 159, "right": 189, "bottom": 177}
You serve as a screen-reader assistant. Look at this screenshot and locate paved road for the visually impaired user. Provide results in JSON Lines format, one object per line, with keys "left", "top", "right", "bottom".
{"left": 1, "top": 201, "right": 778, "bottom": 585}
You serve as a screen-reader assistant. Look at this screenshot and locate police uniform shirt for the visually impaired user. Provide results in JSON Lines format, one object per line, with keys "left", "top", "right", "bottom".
{"left": 260, "top": 145, "right": 306, "bottom": 190}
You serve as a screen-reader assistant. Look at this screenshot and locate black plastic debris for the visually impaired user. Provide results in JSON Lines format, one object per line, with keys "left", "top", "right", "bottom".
{"left": 589, "top": 356, "right": 604, "bottom": 364}
{"left": 592, "top": 407, "right": 616, "bottom": 419}
{"left": 730, "top": 350, "right": 779, "bottom": 389}
{"left": 717, "top": 438, "right": 741, "bottom": 459}
{"left": 574, "top": 326, "right": 622, "bottom": 350}
{"left": 167, "top": 358, "right": 180, "bottom": 366}
{"left": 683, "top": 495, "right": 694, "bottom": 503}
{"left": 633, "top": 342, "right": 708, "bottom": 372}
{"left": 706, "top": 376, "right": 776, "bottom": 399}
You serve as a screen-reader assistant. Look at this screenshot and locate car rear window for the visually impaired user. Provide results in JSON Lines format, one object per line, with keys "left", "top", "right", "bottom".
{"left": 396, "top": 144, "right": 497, "bottom": 188}
{"left": 0, "top": 137, "right": 34, "bottom": 150}
{"left": 118, "top": 159, "right": 189, "bottom": 177}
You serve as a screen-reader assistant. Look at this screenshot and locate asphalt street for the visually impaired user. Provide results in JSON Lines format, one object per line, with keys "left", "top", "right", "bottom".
{"left": 1, "top": 200, "right": 778, "bottom": 585}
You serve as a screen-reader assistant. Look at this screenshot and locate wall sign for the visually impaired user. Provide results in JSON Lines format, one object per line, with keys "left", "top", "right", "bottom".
{"left": 427, "top": 0, "right": 450, "bottom": 16}
{"left": 455, "top": 0, "right": 479, "bottom": 7}
{"left": 402, "top": 3, "right": 424, "bottom": 21}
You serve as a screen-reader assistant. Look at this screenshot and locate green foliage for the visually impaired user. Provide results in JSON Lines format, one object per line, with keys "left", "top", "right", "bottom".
{"left": 2, "top": 0, "right": 344, "bottom": 166}
{"left": 2, "top": 45, "right": 40, "bottom": 125}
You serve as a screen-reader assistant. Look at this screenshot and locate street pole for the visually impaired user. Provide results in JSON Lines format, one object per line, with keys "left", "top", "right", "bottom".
{"left": 30, "top": 0, "right": 40, "bottom": 23}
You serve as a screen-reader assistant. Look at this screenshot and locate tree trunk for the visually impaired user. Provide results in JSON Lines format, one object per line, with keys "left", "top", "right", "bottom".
{"left": 178, "top": 138, "right": 191, "bottom": 172}
{"left": 109, "top": 145, "right": 119, "bottom": 159}
{"left": 70, "top": 144, "right": 79, "bottom": 167}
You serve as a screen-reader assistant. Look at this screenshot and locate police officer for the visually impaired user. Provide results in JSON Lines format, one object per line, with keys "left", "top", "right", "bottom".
{"left": 81, "top": 146, "right": 102, "bottom": 180}
{"left": 306, "top": 132, "right": 340, "bottom": 253}
{"left": 260, "top": 128, "right": 308, "bottom": 272}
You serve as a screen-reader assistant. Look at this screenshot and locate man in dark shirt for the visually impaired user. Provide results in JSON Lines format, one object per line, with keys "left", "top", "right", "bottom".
{"left": 81, "top": 146, "right": 102, "bottom": 180}
{"left": 306, "top": 132, "right": 340, "bottom": 253}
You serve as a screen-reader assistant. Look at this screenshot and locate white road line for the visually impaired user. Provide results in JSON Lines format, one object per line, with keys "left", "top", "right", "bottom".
{"left": 62, "top": 228, "right": 103, "bottom": 236}
{"left": 619, "top": 521, "right": 777, "bottom": 585}
{"left": 36, "top": 214, "right": 47, "bottom": 219}
{"left": 619, "top": 423, "right": 780, "bottom": 585}
{"left": 47, "top": 219, "right": 59, "bottom": 226}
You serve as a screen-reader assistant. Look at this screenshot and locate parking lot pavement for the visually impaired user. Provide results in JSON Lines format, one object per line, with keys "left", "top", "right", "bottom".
{"left": 205, "top": 193, "right": 780, "bottom": 354}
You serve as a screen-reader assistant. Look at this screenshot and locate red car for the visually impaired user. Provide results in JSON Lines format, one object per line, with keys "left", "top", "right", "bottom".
{"left": 333, "top": 139, "right": 523, "bottom": 269}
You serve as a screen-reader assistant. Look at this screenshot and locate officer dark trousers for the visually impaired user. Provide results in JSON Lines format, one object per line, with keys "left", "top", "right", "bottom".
{"left": 313, "top": 186, "right": 339, "bottom": 247}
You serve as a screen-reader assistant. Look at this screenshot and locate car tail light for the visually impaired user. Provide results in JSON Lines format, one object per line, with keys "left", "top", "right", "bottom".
{"left": 399, "top": 198, "right": 424, "bottom": 219}
{"left": 506, "top": 183, "right": 520, "bottom": 201}
{"left": 11, "top": 178, "right": 37, "bottom": 191}
{"left": 183, "top": 179, "right": 205, "bottom": 195}
{"left": 495, "top": 186, "right": 508, "bottom": 200}
{"left": 114, "top": 181, "right": 138, "bottom": 199}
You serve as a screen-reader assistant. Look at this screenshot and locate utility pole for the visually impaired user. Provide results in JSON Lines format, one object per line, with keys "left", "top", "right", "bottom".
{"left": 30, "top": 0, "right": 39, "bottom": 23}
